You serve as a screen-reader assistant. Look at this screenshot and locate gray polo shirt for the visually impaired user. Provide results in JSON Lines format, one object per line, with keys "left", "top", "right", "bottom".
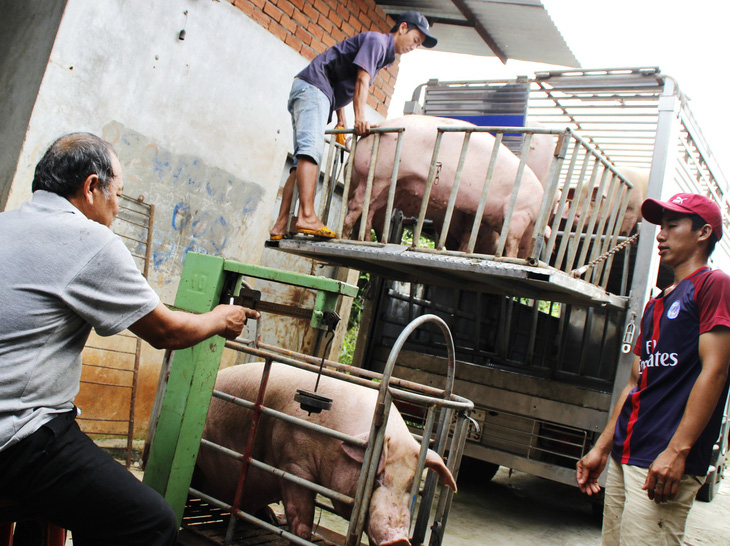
{"left": 0, "top": 190, "right": 160, "bottom": 451}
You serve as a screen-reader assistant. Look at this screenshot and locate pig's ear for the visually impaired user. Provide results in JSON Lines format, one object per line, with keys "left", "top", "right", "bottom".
{"left": 341, "top": 433, "right": 387, "bottom": 475}
{"left": 425, "top": 449, "right": 458, "bottom": 492}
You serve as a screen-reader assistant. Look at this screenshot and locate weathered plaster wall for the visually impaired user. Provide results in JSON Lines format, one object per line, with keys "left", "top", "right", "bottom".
{"left": 5, "top": 0, "right": 394, "bottom": 439}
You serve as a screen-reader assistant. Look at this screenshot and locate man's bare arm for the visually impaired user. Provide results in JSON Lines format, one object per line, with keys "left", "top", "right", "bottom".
{"left": 129, "top": 302, "right": 259, "bottom": 350}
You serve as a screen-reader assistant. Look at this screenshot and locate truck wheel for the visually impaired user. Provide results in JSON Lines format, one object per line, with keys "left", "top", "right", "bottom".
{"left": 457, "top": 456, "right": 499, "bottom": 487}
{"left": 696, "top": 467, "right": 720, "bottom": 502}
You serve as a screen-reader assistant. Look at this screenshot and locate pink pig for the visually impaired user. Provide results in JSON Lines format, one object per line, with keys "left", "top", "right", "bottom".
{"left": 194, "top": 362, "right": 457, "bottom": 546}
{"left": 343, "top": 115, "right": 545, "bottom": 258}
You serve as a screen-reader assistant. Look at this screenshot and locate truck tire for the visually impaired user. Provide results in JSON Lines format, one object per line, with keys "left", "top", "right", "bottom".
{"left": 457, "top": 456, "right": 499, "bottom": 487}
{"left": 696, "top": 427, "right": 728, "bottom": 503}
{"left": 696, "top": 467, "right": 719, "bottom": 502}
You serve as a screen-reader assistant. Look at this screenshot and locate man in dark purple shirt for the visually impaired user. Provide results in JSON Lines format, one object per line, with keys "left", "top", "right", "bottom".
{"left": 269, "top": 11, "right": 436, "bottom": 240}
{"left": 576, "top": 193, "right": 730, "bottom": 544}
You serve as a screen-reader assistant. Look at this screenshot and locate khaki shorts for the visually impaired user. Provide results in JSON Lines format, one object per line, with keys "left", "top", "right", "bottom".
{"left": 602, "top": 460, "right": 704, "bottom": 545}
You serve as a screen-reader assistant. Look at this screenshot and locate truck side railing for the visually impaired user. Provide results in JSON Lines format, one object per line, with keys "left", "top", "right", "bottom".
{"left": 321, "top": 124, "right": 635, "bottom": 293}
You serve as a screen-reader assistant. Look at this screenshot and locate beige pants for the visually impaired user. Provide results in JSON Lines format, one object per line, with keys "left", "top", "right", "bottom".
{"left": 602, "top": 460, "right": 704, "bottom": 545}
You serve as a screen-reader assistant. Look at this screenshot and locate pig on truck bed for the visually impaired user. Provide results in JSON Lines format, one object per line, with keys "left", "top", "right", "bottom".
{"left": 194, "top": 362, "right": 457, "bottom": 546}
{"left": 343, "top": 115, "right": 546, "bottom": 258}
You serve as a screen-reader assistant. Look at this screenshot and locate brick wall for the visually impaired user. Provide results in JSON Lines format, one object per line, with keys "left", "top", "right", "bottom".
{"left": 232, "top": 0, "right": 399, "bottom": 118}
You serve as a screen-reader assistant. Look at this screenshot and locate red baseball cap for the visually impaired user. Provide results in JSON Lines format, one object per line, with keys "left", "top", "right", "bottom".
{"left": 641, "top": 193, "right": 723, "bottom": 240}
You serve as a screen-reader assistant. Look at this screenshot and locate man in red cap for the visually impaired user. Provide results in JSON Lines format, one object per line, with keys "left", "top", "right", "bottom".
{"left": 576, "top": 193, "right": 730, "bottom": 544}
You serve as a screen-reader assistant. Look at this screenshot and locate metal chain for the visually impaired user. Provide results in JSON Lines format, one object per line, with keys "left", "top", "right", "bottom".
{"left": 570, "top": 232, "right": 640, "bottom": 278}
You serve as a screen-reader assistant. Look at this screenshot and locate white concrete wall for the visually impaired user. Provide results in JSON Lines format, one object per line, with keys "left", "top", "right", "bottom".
{"left": 6, "top": 0, "right": 303, "bottom": 301}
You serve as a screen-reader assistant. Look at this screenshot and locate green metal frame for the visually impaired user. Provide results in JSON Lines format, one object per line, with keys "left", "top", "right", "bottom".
{"left": 143, "top": 252, "right": 357, "bottom": 523}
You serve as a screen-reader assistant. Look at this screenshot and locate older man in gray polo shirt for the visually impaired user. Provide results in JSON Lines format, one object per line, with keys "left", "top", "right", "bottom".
{"left": 0, "top": 133, "right": 258, "bottom": 545}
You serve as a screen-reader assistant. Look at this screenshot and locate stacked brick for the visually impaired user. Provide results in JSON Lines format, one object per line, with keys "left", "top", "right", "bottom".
{"left": 232, "top": 0, "right": 399, "bottom": 118}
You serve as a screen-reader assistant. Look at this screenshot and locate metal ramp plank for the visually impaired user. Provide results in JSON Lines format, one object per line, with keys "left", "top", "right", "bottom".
{"left": 266, "top": 239, "right": 627, "bottom": 310}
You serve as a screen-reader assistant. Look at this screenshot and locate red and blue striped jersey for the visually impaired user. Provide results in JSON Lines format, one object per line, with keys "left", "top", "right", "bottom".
{"left": 611, "top": 267, "right": 730, "bottom": 475}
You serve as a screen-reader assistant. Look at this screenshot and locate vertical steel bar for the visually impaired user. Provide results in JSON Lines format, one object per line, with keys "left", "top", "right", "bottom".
{"left": 587, "top": 173, "right": 621, "bottom": 279}
{"left": 359, "top": 133, "right": 382, "bottom": 241}
{"left": 381, "top": 129, "right": 406, "bottom": 243}
{"left": 337, "top": 135, "right": 358, "bottom": 236}
{"left": 319, "top": 136, "right": 337, "bottom": 222}
{"left": 564, "top": 156, "right": 601, "bottom": 271}
{"left": 409, "top": 406, "right": 438, "bottom": 523}
{"left": 412, "top": 131, "right": 445, "bottom": 246}
{"left": 427, "top": 412, "right": 470, "bottom": 546}
{"left": 128, "top": 201, "right": 154, "bottom": 467}
{"left": 576, "top": 166, "right": 611, "bottom": 268}
{"left": 529, "top": 130, "right": 569, "bottom": 261}
{"left": 545, "top": 137, "right": 580, "bottom": 257}
{"left": 495, "top": 133, "right": 533, "bottom": 256}
{"left": 598, "top": 186, "right": 633, "bottom": 288}
{"left": 466, "top": 132, "right": 503, "bottom": 253}
{"left": 437, "top": 130, "right": 472, "bottom": 250}
{"left": 526, "top": 299, "right": 540, "bottom": 365}
{"left": 555, "top": 148, "right": 592, "bottom": 268}
{"left": 591, "top": 177, "right": 622, "bottom": 283}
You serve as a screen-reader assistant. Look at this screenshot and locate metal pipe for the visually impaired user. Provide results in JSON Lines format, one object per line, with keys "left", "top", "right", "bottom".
{"left": 225, "top": 358, "right": 274, "bottom": 544}
{"left": 189, "top": 487, "right": 316, "bottom": 546}
{"left": 409, "top": 406, "right": 437, "bottom": 523}
{"left": 199, "top": 439, "right": 355, "bottom": 506}
{"left": 337, "top": 134, "right": 358, "bottom": 236}
{"left": 495, "top": 132, "right": 533, "bottom": 256}
{"left": 211, "top": 389, "right": 368, "bottom": 448}
{"left": 359, "top": 132, "right": 382, "bottom": 241}
{"left": 413, "top": 131, "right": 445, "bottom": 246}
{"left": 381, "top": 129, "right": 406, "bottom": 243}
{"left": 545, "top": 138, "right": 580, "bottom": 257}
{"left": 437, "top": 131, "right": 472, "bottom": 250}
{"left": 466, "top": 132, "right": 502, "bottom": 253}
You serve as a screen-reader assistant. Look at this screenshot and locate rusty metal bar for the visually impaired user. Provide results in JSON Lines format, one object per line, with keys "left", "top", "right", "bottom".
{"left": 189, "top": 487, "right": 314, "bottom": 546}
{"left": 199, "top": 439, "right": 355, "bottom": 506}
{"left": 211, "top": 389, "right": 368, "bottom": 448}
{"left": 225, "top": 358, "right": 274, "bottom": 544}
{"left": 246, "top": 340, "right": 450, "bottom": 398}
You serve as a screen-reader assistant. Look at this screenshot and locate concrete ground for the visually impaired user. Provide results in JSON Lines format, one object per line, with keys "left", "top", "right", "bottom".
{"left": 444, "top": 467, "right": 730, "bottom": 545}
{"left": 61, "top": 462, "right": 729, "bottom": 544}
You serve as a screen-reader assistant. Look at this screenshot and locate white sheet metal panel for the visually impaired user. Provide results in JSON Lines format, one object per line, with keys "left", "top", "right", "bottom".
{"left": 376, "top": 0, "right": 580, "bottom": 67}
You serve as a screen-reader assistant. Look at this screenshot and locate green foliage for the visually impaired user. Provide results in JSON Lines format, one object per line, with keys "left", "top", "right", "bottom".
{"left": 401, "top": 227, "right": 435, "bottom": 248}
{"left": 516, "top": 297, "right": 562, "bottom": 317}
{"left": 340, "top": 271, "right": 370, "bottom": 365}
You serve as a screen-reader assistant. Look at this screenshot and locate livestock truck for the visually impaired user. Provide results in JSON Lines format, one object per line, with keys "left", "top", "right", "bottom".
{"left": 269, "top": 67, "right": 730, "bottom": 504}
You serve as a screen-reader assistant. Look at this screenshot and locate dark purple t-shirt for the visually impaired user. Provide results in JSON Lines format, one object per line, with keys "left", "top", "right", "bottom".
{"left": 612, "top": 267, "right": 730, "bottom": 475}
{"left": 296, "top": 32, "right": 395, "bottom": 116}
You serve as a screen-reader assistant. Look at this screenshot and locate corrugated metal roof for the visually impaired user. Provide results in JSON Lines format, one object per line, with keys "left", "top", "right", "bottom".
{"left": 376, "top": 0, "right": 580, "bottom": 67}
